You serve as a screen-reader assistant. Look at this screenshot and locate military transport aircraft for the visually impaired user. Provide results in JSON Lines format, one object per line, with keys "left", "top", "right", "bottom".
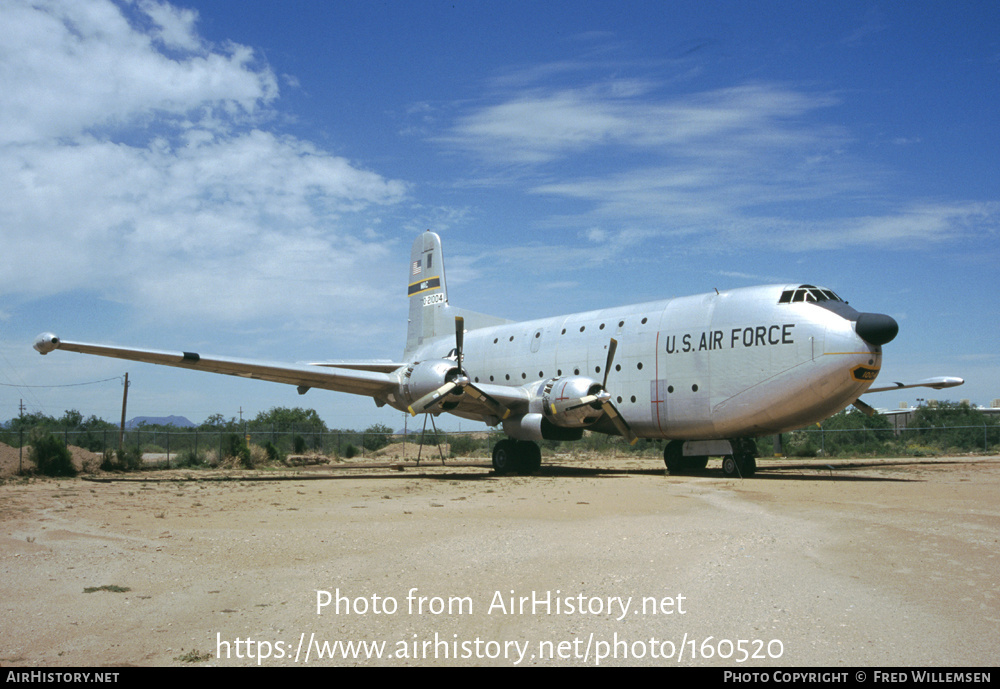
{"left": 34, "top": 231, "right": 962, "bottom": 477}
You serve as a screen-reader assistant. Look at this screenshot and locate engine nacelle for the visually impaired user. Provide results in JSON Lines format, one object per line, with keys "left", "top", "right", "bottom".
{"left": 399, "top": 359, "right": 461, "bottom": 410}
{"left": 539, "top": 376, "right": 605, "bottom": 428}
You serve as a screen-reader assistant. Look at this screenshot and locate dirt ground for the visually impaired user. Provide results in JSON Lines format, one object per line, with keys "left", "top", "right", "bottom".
{"left": 2, "top": 452, "right": 998, "bottom": 667}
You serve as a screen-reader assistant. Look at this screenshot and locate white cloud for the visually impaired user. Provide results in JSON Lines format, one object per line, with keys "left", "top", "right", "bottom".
{"left": 0, "top": 0, "right": 277, "bottom": 145}
{"left": 783, "top": 202, "right": 1000, "bottom": 251}
{"left": 139, "top": 0, "right": 203, "bottom": 52}
{"left": 445, "top": 83, "right": 838, "bottom": 165}
{"left": 0, "top": 0, "right": 408, "bottom": 334}
{"left": 441, "top": 77, "right": 999, "bottom": 255}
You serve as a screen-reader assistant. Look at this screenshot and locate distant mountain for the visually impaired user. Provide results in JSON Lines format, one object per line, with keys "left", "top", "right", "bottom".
{"left": 126, "top": 415, "right": 195, "bottom": 429}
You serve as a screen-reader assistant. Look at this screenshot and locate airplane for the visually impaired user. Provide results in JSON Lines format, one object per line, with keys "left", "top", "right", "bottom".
{"left": 34, "top": 231, "right": 963, "bottom": 477}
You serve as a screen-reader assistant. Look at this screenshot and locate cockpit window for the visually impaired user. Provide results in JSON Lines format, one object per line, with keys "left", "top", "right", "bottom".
{"left": 778, "top": 285, "right": 843, "bottom": 304}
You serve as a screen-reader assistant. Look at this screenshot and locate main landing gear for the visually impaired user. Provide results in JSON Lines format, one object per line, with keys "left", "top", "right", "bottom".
{"left": 491, "top": 438, "right": 542, "bottom": 475}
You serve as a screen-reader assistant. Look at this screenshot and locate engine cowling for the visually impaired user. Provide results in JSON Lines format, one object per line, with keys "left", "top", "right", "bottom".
{"left": 399, "top": 359, "right": 462, "bottom": 410}
{"left": 540, "top": 376, "right": 606, "bottom": 428}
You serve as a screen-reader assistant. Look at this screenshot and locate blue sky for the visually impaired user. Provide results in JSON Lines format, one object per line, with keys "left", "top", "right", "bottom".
{"left": 1, "top": 0, "right": 997, "bottom": 429}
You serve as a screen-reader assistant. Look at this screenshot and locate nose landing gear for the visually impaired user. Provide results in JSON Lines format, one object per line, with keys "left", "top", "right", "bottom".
{"left": 663, "top": 438, "right": 758, "bottom": 477}
{"left": 722, "top": 438, "right": 757, "bottom": 478}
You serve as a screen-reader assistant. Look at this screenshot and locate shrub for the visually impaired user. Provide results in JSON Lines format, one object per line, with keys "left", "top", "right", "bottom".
{"left": 101, "top": 445, "right": 143, "bottom": 471}
{"left": 222, "top": 434, "right": 252, "bottom": 468}
{"left": 262, "top": 441, "right": 282, "bottom": 463}
{"left": 448, "top": 434, "right": 481, "bottom": 457}
{"left": 174, "top": 449, "right": 206, "bottom": 468}
{"left": 30, "top": 432, "right": 77, "bottom": 477}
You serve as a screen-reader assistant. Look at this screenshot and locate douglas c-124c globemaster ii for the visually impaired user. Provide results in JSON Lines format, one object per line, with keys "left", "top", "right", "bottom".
{"left": 34, "top": 231, "right": 962, "bottom": 477}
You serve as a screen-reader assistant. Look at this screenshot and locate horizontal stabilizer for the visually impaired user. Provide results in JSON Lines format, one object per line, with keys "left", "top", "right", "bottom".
{"left": 866, "top": 376, "right": 964, "bottom": 393}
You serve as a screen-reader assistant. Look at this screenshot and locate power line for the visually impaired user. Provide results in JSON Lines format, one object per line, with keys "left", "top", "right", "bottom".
{"left": 0, "top": 375, "right": 125, "bottom": 388}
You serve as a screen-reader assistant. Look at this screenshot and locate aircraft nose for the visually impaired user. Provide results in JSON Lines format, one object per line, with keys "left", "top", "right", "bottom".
{"left": 855, "top": 312, "right": 898, "bottom": 346}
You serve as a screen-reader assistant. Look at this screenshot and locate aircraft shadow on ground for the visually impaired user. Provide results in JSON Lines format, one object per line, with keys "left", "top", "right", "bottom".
{"left": 79, "top": 457, "right": 978, "bottom": 484}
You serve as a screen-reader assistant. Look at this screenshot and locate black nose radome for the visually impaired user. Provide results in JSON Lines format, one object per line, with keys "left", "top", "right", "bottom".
{"left": 855, "top": 313, "right": 898, "bottom": 346}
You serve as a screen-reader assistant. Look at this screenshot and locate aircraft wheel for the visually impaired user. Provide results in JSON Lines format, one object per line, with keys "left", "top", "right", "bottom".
{"left": 740, "top": 455, "right": 757, "bottom": 477}
{"left": 721, "top": 455, "right": 740, "bottom": 477}
{"left": 663, "top": 440, "right": 684, "bottom": 474}
{"left": 492, "top": 439, "right": 518, "bottom": 474}
{"left": 516, "top": 441, "right": 541, "bottom": 474}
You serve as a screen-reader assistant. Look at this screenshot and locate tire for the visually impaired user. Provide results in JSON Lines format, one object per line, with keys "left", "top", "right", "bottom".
{"left": 516, "top": 441, "right": 541, "bottom": 474}
{"left": 663, "top": 440, "right": 684, "bottom": 474}
{"left": 492, "top": 439, "right": 518, "bottom": 474}
{"left": 722, "top": 454, "right": 739, "bottom": 477}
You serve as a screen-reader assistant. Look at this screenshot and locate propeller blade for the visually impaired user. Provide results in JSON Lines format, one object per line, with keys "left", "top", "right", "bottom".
{"left": 463, "top": 383, "right": 512, "bottom": 420}
{"left": 603, "top": 338, "right": 618, "bottom": 389}
{"left": 601, "top": 399, "right": 637, "bottom": 445}
{"left": 455, "top": 316, "right": 464, "bottom": 373}
{"left": 550, "top": 393, "right": 603, "bottom": 415}
{"left": 600, "top": 337, "right": 636, "bottom": 444}
{"left": 852, "top": 398, "right": 877, "bottom": 417}
{"left": 407, "top": 380, "right": 459, "bottom": 416}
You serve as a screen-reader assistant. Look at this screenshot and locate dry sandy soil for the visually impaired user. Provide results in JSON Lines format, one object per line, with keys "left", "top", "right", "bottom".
{"left": 1, "top": 451, "right": 998, "bottom": 667}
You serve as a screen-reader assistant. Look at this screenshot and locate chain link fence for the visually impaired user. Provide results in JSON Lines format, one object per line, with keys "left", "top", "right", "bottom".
{"left": 4, "top": 421, "right": 998, "bottom": 475}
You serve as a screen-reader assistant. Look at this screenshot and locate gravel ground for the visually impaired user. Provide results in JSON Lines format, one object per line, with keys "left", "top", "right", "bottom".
{"left": 2, "top": 454, "right": 997, "bottom": 667}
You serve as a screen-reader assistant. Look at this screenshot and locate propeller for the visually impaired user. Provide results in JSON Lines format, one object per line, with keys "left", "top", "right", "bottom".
{"left": 549, "top": 338, "right": 637, "bottom": 444}
{"left": 407, "top": 317, "right": 511, "bottom": 420}
{"left": 852, "top": 398, "right": 877, "bottom": 417}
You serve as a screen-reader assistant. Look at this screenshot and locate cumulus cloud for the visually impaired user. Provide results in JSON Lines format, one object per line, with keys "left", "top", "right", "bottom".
{"left": 0, "top": 0, "right": 407, "bottom": 333}
{"left": 0, "top": 0, "right": 277, "bottom": 144}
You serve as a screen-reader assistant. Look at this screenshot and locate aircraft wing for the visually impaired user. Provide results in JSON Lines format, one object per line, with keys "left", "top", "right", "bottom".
{"left": 866, "top": 376, "right": 965, "bottom": 393}
{"left": 33, "top": 333, "right": 399, "bottom": 399}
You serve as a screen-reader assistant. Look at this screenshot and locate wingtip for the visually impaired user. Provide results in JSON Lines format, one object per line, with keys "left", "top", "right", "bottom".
{"left": 33, "top": 332, "right": 60, "bottom": 355}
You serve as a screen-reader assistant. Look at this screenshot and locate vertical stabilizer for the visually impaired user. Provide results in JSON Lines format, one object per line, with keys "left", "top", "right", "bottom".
{"left": 404, "top": 231, "right": 513, "bottom": 358}
{"left": 406, "top": 231, "right": 449, "bottom": 355}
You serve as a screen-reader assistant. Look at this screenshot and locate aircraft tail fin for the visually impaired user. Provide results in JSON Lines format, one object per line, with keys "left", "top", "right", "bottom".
{"left": 404, "top": 231, "right": 510, "bottom": 357}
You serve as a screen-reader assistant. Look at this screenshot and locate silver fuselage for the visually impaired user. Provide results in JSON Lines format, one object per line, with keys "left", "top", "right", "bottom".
{"left": 406, "top": 284, "right": 880, "bottom": 439}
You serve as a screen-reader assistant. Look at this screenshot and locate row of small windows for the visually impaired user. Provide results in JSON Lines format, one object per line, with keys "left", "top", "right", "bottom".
{"left": 475, "top": 361, "right": 634, "bottom": 383}
{"left": 491, "top": 317, "right": 650, "bottom": 345}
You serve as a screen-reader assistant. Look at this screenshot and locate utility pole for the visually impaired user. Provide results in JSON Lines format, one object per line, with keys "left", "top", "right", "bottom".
{"left": 119, "top": 373, "right": 129, "bottom": 450}
{"left": 19, "top": 399, "right": 24, "bottom": 473}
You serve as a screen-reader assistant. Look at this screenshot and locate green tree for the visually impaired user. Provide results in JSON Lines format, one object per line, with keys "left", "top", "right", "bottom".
{"left": 908, "top": 401, "right": 996, "bottom": 451}
{"left": 818, "top": 408, "right": 893, "bottom": 455}
{"left": 249, "top": 407, "right": 327, "bottom": 434}
{"left": 200, "top": 413, "right": 239, "bottom": 431}
{"left": 59, "top": 409, "right": 84, "bottom": 428}
{"left": 362, "top": 423, "right": 393, "bottom": 451}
